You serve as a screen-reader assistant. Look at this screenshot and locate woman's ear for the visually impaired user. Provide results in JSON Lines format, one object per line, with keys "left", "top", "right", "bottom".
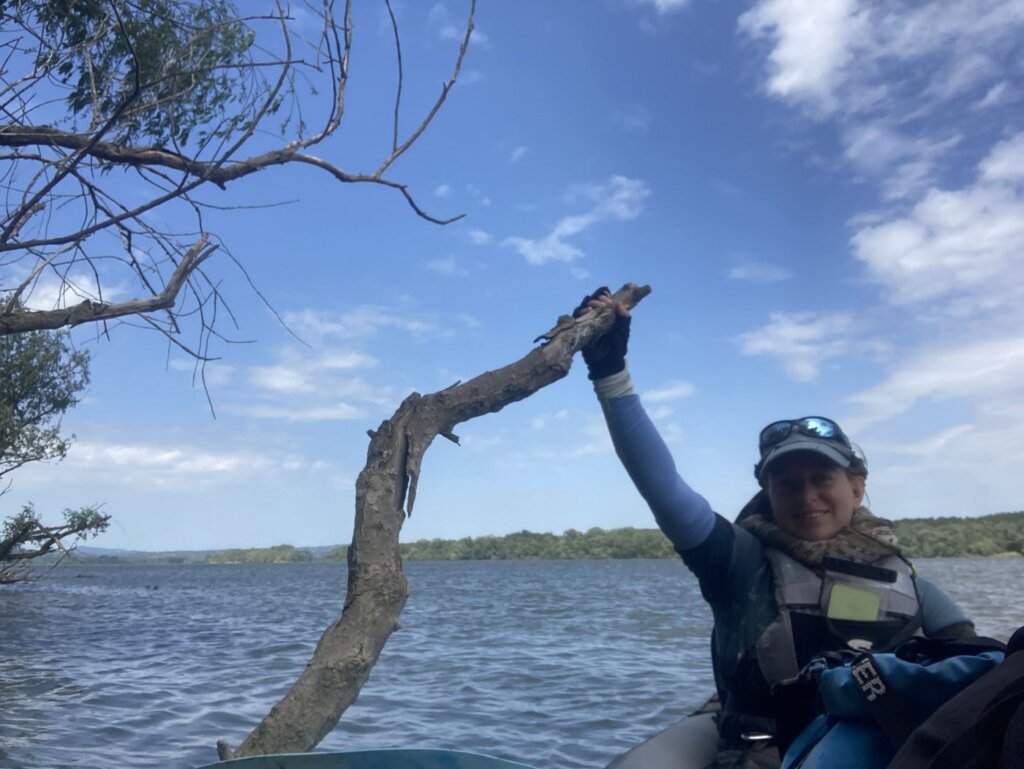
{"left": 851, "top": 475, "right": 866, "bottom": 506}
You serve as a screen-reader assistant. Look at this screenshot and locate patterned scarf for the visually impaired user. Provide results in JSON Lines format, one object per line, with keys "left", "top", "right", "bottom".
{"left": 738, "top": 504, "right": 901, "bottom": 567}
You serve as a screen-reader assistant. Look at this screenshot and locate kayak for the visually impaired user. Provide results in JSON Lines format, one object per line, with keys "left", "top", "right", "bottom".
{"left": 198, "top": 706, "right": 720, "bottom": 769}
{"left": 604, "top": 711, "right": 718, "bottom": 769}
{"left": 197, "top": 749, "right": 538, "bottom": 769}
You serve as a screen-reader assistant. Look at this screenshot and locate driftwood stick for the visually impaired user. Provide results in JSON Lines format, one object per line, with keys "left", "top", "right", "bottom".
{"left": 218, "top": 283, "right": 651, "bottom": 759}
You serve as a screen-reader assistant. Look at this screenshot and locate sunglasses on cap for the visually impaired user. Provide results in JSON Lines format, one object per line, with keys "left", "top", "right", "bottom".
{"left": 758, "top": 416, "right": 853, "bottom": 456}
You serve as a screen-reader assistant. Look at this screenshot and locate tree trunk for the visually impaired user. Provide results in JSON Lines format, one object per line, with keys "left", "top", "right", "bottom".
{"left": 218, "top": 283, "right": 651, "bottom": 759}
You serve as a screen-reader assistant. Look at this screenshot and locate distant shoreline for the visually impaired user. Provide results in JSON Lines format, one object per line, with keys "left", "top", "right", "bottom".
{"left": 71, "top": 513, "right": 1024, "bottom": 564}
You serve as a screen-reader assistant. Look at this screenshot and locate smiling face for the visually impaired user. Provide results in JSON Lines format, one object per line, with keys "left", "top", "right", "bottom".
{"left": 766, "top": 452, "right": 865, "bottom": 541}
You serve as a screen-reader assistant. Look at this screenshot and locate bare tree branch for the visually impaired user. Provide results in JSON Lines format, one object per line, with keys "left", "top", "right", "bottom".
{"left": 0, "top": 235, "right": 216, "bottom": 334}
{"left": 0, "top": 0, "right": 475, "bottom": 352}
{"left": 216, "top": 283, "right": 651, "bottom": 759}
{"left": 384, "top": 0, "right": 403, "bottom": 154}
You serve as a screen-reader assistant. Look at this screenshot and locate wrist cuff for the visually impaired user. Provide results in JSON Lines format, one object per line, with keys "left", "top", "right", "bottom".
{"left": 593, "top": 364, "right": 635, "bottom": 400}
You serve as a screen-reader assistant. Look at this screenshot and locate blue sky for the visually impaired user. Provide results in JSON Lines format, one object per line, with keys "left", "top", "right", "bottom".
{"left": 10, "top": 0, "right": 1024, "bottom": 551}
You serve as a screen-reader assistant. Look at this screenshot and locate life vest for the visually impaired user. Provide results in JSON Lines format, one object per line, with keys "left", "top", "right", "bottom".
{"left": 716, "top": 548, "right": 924, "bottom": 748}
{"left": 755, "top": 549, "right": 923, "bottom": 685}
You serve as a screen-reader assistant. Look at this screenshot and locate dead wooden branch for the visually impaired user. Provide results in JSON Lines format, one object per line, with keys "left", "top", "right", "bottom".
{"left": 0, "top": 236, "right": 216, "bottom": 335}
{"left": 217, "top": 282, "right": 651, "bottom": 759}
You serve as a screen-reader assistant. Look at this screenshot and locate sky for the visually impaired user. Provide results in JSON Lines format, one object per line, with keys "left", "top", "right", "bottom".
{"left": 7, "top": 0, "right": 1024, "bottom": 552}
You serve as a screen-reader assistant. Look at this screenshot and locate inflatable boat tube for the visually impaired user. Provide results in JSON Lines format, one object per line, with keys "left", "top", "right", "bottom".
{"left": 197, "top": 749, "right": 538, "bottom": 769}
{"left": 605, "top": 711, "right": 718, "bottom": 769}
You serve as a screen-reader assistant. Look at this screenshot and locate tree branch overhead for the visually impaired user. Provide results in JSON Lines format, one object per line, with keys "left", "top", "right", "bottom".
{"left": 0, "top": 0, "right": 476, "bottom": 351}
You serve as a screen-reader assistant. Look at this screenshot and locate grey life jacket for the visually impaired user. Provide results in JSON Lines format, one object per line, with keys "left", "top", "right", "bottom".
{"left": 755, "top": 549, "right": 923, "bottom": 686}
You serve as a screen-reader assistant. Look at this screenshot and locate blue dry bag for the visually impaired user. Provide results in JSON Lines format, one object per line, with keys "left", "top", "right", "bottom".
{"left": 780, "top": 635, "right": 1012, "bottom": 769}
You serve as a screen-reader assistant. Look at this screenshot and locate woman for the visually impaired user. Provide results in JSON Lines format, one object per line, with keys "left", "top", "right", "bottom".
{"left": 577, "top": 290, "right": 975, "bottom": 769}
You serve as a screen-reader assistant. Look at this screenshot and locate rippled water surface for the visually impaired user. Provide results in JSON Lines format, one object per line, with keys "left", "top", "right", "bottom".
{"left": 1, "top": 558, "right": 1021, "bottom": 769}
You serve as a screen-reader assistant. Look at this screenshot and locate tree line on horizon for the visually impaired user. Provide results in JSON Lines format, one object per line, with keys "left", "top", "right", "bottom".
{"left": 74, "top": 512, "right": 1024, "bottom": 564}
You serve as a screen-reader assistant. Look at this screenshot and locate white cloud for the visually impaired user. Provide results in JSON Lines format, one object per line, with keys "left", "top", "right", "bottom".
{"left": 460, "top": 431, "right": 505, "bottom": 452}
{"left": 503, "top": 176, "right": 651, "bottom": 265}
{"left": 63, "top": 440, "right": 307, "bottom": 481}
{"left": 923, "top": 51, "right": 998, "bottom": 102}
{"left": 19, "top": 273, "right": 125, "bottom": 311}
{"left": 566, "top": 418, "right": 615, "bottom": 456}
{"left": 737, "top": 311, "right": 854, "bottom": 382}
{"left": 569, "top": 265, "right": 592, "bottom": 281}
{"left": 434, "top": 183, "right": 453, "bottom": 198}
{"left": 647, "top": 405, "right": 675, "bottom": 420}
{"left": 250, "top": 365, "right": 314, "bottom": 394}
{"left": 740, "top": 0, "right": 1024, "bottom": 117}
{"left": 531, "top": 410, "right": 569, "bottom": 430}
{"left": 248, "top": 353, "right": 377, "bottom": 395}
{"left": 727, "top": 259, "right": 793, "bottom": 283}
{"left": 224, "top": 403, "right": 367, "bottom": 422}
{"left": 509, "top": 146, "right": 529, "bottom": 163}
{"left": 426, "top": 255, "right": 467, "bottom": 276}
{"left": 466, "top": 184, "right": 491, "bottom": 207}
{"left": 610, "top": 104, "right": 653, "bottom": 132}
{"left": 642, "top": 380, "right": 696, "bottom": 402}
{"left": 440, "top": 24, "right": 488, "bottom": 46}
{"left": 467, "top": 228, "right": 492, "bottom": 245}
{"left": 460, "top": 69, "right": 485, "bottom": 86}
{"left": 980, "top": 132, "right": 1024, "bottom": 183}
{"left": 428, "top": 4, "right": 486, "bottom": 46}
{"left": 634, "top": 0, "right": 691, "bottom": 15}
{"left": 314, "top": 351, "right": 378, "bottom": 370}
{"left": 975, "top": 81, "right": 1010, "bottom": 110}
{"left": 283, "top": 305, "right": 438, "bottom": 340}
{"left": 844, "top": 334, "right": 1024, "bottom": 431}
{"left": 238, "top": 346, "right": 390, "bottom": 422}
{"left": 852, "top": 132, "right": 1024, "bottom": 308}
{"left": 739, "top": 0, "right": 1024, "bottom": 196}
{"left": 739, "top": 0, "right": 865, "bottom": 115}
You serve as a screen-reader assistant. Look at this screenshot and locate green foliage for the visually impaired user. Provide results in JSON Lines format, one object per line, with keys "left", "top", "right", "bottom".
{"left": 378, "top": 527, "right": 678, "bottom": 561}
{"left": 0, "top": 325, "right": 89, "bottom": 477}
{"left": 1, "top": 502, "right": 109, "bottom": 582}
{"left": 0, "top": 324, "right": 99, "bottom": 582}
{"left": 892, "top": 512, "right": 1024, "bottom": 558}
{"left": 324, "top": 545, "right": 348, "bottom": 562}
{"left": 9, "top": 0, "right": 256, "bottom": 147}
{"left": 321, "top": 515, "right": 1023, "bottom": 562}
{"left": 61, "top": 515, "right": 1024, "bottom": 569}
{"left": 205, "top": 544, "right": 314, "bottom": 564}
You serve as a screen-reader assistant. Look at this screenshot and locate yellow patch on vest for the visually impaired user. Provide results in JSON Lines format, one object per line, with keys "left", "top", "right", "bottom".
{"left": 826, "top": 584, "right": 881, "bottom": 621}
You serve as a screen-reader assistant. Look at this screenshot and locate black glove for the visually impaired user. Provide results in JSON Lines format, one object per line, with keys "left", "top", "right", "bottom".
{"left": 573, "top": 287, "right": 631, "bottom": 381}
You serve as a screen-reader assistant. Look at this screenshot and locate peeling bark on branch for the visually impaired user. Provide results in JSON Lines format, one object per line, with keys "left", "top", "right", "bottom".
{"left": 217, "top": 283, "right": 651, "bottom": 759}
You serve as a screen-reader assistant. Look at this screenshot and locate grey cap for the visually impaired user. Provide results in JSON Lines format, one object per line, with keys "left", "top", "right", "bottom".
{"left": 756, "top": 433, "right": 855, "bottom": 482}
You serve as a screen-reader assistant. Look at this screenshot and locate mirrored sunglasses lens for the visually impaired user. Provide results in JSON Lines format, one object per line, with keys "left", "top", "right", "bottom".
{"left": 760, "top": 422, "right": 792, "bottom": 448}
{"left": 801, "top": 418, "right": 836, "bottom": 438}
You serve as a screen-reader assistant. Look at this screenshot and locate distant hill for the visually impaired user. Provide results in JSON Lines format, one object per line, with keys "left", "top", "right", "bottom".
{"left": 69, "top": 512, "right": 1023, "bottom": 564}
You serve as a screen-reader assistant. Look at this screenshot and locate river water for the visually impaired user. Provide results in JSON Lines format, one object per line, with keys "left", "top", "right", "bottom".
{"left": 1, "top": 558, "right": 1022, "bottom": 769}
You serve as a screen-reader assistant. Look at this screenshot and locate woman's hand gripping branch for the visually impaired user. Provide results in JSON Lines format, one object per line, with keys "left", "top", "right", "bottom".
{"left": 573, "top": 287, "right": 632, "bottom": 381}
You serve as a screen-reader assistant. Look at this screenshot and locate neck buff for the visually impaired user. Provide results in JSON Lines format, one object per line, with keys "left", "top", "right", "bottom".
{"left": 738, "top": 506, "right": 901, "bottom": 567}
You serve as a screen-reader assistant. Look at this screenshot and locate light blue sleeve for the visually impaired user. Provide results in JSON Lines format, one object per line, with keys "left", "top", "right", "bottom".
{"left": 916, "top": 577, "right": 974, "bottom": 635}
{"left": 594, "top": 368, "right": 716, "bottom": 551}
